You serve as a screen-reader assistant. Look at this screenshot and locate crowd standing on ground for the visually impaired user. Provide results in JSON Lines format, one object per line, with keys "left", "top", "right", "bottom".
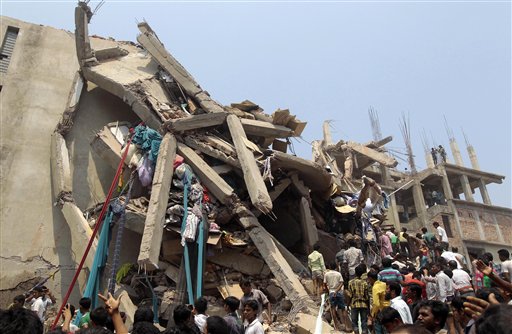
{"left": 2, "top": 220, "right": 512, "bottom": 334}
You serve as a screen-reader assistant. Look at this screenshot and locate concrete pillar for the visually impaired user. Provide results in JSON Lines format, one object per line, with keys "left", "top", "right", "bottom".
{"left": 412, "top": 181, "right": 428, "bottom": 228}
{"left": 425, "top": 152, "right": 435, "bottom": 169}
{"left": 478, "top": 179, "right": 492, "bottom": 205}
{"left": 449, "top": 138, "right": 464, "bottom": 166}
{"left": 439, "top": 165, "right": 454, "bottom": 201}
{"left": 467, "top": 145, "right": 480, "bottom": 170}
{"left": 389, "top": 193, "right": 401, "bottom": 230}
{"left": 460, "top": 174, "right": 474, "bottom": 202}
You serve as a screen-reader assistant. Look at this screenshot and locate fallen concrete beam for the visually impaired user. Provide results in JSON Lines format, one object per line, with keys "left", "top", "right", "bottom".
{"left": 177, "top": 143, "right": 234, "bottom": 205}
{"left": 235, "top": 206, "right": 316, "bottom": 314}
{"left": 269, "top": 234, "right": 309, "bottom": 274}
{"left": 61, "top": 202, "right": 96, "bottom": 270}
{"left": 240, "top": 118, "right": 294, "bottom": 138}
{"left": 227, "top": 115, "right": 272, "bottom": 214}
{"left": 293, "top": 312, "right": 334, "bottom": 334}
{"left": 137, "top": 22, "right": 202, "bottom": 96}
{"left": 50, "top": 133, "right": 72, "bottom": 199}
{"left": 345, "top": 141, "right": 398, "bottom": 167}
{"left": 81, "top": 67, "right": 161, "bottom": 129}
{"left": 183, "top": 136, "right": 241, "bottom": 169}
{"left": 138, "top": 133, "right": 177, "bottom": 270}
{"left": 299, "top": 197, "right": 319, "bottom": 253}
{"left": 364, "top": 135, "right": 393, "bottom": 149}
{"left": 208, "top": 248, "right": 271, "bottom": 277}
{"left": 165, "top": 112, "right": 227, "bottom": 133}
{"left": 269, "top": 150, "right": 332, "bottom": 192}
{"left": 55, "top": 71, "right": 85, "bottom": 135}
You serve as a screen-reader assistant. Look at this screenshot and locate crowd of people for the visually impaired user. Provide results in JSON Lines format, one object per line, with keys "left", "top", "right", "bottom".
{"left": 0, "top": 277, "right": 273, "bottom": 334}
{"left": 307, "top": 221, "right": 512, "bottom": 334}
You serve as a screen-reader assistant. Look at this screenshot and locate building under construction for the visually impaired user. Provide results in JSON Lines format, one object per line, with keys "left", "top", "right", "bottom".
{"left": 0, "top": 3, "right": 510, "bottom": 331}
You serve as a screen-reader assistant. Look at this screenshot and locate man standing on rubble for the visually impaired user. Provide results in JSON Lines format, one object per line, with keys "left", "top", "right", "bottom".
{"left": 308, "top": 244, "right": 326, "bottom": 296}
{"left": 433, "top": 221, "right": 449, "bottom": 251}
{"left": 27, "top": 286, "right": 56, "bottom": 323}
{"left": 239, "top": 278, "right": 272, "bottom": 325}
{"left": 343, "top": 239, "right": 364, "bottom": 280}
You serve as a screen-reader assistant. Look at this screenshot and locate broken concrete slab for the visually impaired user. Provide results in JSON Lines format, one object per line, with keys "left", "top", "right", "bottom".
{"left": 208, "top": 248, "right": 271, "bottom": 277}
{"left": 240, "top": 118, "right": 294, "bottom": 138}
{"left": 165, "top": 112, "right": 227, "bottom": 132}
{"left": 138, "top": 133, "right": 177, "bottom": 270}
{"left": 61, "top": 202, "right": 96, "bottom": 270}
{"left": 293, "top": 312, "right": 334, "bottom": 334}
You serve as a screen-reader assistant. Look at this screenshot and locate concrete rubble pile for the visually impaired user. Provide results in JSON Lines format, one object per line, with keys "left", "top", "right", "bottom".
{"left": 49, "top": 2, "right": 399, "bottom": 330}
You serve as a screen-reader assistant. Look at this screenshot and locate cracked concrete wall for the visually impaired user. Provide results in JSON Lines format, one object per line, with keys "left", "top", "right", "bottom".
{"left": 0, "top": 17, "right": 141, "bottom": 307}
{"left": 0, "top": 17, "right": 82, "bottom": 307}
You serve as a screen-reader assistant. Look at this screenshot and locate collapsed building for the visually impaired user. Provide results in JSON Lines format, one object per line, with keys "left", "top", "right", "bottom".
{"left": 1, "top": 2, "right": 511, "bottom": 331}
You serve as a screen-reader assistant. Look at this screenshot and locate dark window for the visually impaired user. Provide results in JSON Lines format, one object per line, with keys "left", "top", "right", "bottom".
{"left": 442, "top": 215, "right": 453, "bottom": 238}
{"left": 0, "top": 26, "right": 20, "bottom": 74}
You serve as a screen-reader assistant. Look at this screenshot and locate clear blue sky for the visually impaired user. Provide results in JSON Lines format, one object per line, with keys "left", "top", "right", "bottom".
{"left": 2, "top": 1, "right": 510, "bottom": 207}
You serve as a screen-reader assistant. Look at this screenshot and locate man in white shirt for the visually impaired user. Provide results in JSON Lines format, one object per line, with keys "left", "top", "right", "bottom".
{"left": 448, "top": 260, "right": 474, "bottom": 297}
{"left": 29, "top": 286, "right": 56, "bottom": 323}
{"left": 425, "top": 263, "right": 453, "bottom": 302}
{"left": 433, "top": 222, "right": 448, "bottom": 250}
{"left": 343, "top": 239, "right": 364, "bottom": 280}
{"left": 193, "top": 296, "right": 208, "bottom": 332}
{"left": 435, "top": 246, "right": 464, "bottom": 269}
{"left": 324, "top": 263, "right": 350, "bottom": 331}
{"left": 243, "top": 299, "right": 264, "bottom": 334}
{"left": 498, "top": 249, "right": 512, "bottom": 282}
{"left": 386, "top": 282, "right": 413, "bottom": 324}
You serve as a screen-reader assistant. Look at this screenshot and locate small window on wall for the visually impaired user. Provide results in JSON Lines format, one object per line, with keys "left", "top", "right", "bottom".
{"left": 0, "top": 26, "right": 20, "bottom": 74}
{"left": 442, "top": 215, "right": 453, "bottom": 238}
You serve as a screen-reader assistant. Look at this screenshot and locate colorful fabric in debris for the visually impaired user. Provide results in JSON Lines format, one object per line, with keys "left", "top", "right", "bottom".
{"left": 132, "top": 124, "right": 162, "bottom": 163}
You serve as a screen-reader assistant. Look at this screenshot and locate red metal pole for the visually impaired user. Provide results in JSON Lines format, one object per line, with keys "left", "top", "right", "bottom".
{"left": 51, "top": 130, "right": 134, "bottom": 329}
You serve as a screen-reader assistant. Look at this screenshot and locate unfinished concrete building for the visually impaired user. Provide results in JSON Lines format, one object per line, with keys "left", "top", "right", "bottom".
{"left": 1, "top": 3, "right": 510, "bottom": 332}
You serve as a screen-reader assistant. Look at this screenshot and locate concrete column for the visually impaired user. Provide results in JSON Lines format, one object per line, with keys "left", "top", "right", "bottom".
{"left": 412, "top": 181, "right": 428, "bottom": 228}
{"left": 467, "top": 145, "right": 480, "bottom": 170}
{"left": 478, "top": 179, "right": 492, "bottom": 205}
{"left": 425, "top": 152, "right": 435, "bottom": 169}
{"left": 449, "top": 138, "right": 464, "bottom": 166}
{"left": 389, "top": 193, "right": 401, "bottom": 230}
{"left": 460, "top": 174, "right": 474, "bottom": 202}
{"left": 439, "top": 165, "right": 454, "bottom": 201}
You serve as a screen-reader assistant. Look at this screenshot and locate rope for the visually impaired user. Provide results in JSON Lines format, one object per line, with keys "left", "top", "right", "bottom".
{"left": 51, "top": 129, "right": 134, "bottom": 329}
{"left": 108, "top": 177, "right": 135, "bottom": 294}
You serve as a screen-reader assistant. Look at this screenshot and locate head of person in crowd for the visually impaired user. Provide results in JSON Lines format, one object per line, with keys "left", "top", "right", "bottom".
{"left": 79, "top": 297, "right": 92, "bottom": 313}
{"left": 432, "top": 222, "right": 440, "bottom": 229}
{"left": 347, "top": 238, "right": 357, "bottom": 248}
{"left": 389, "top": 227, "right": 396, "bottom": 234}
{"left": 239, "top": 278, "right": 253, "bottom": 295}
{"left": 452, "top": 246, "right": 459, "bottom": 253}
{"left": 205, "top": 315, "right": 229, "bottom": 334}
{"left": 443, "top": 268, "right": 453, "bottom": 279}
{"left": 390, "top": 323, "right": 434, "bottom": 334}
{"left": 385, "top": 282, "right": 402, "bottom": 301}
{"left": 416, "top": 233, "right": 424, "bottom": 240}
{"left": 11, "top": 294, "right": 25, "bottom": 309}
{"left": 450, "top": 297, "right": 471, "bottom": 330}
{"left": 173, "top": 304, "right": 194, "bottom": 327}
{"left": 32, "top": 286, "right": 44, "bottom": 298}
{"left": 412, "top": 271, "right": 422, "bottom": 280}
{"left": 382, "top": 257, "right": 393, "bottom": 269}
{"left": 132, "top": 321, "right": 160, "bottom": 334}
{"left": 402, "top": 227, "right": 407, "bottom": 233}
{"left": 416, "top": 300, "right": 449, "bottom": 333}
{"left": 194, "top": 296, "right": 208, "bottom": 315}
{"left": 90, "top": 306, "right": 109, "bottom": 327}
{"left": 407, "top": 284, "right": 423, "bottom": 303}
{"left": 242, "top": 299, "right": 259, "bottom": 324}
{"left": 430, "top": 262, "right": 442, "bottom": 276}
{"left": 133, "top": 307, "right": 154, "bottom": 323}
{"left": 0, "top": 307, "right": 43, "bottom": 334}
{"left": 380, "top": 307, "right": 404, "bottom": 333}
{"left": 468, "top": 251, "right": 478, "bottom": 261}
{"left": 367, "top": 270, "right": 378, "bottom": 286}
{"left": 433, "top": 245, "right": 444, "bottom": 257}
{"left": 498, "top": 249, "right": 510, "bottom": 262}
{"left": 481, "top": 252, "right": 493, "bottom": 266}
{"left": 421, "top": 227, "right": 428, "bottom": 234}
{"left": 447, "top": 260, "right": 458, "bottom": 271}
{"left": 223, "top": 296, "right": 240, "bottom": 314}
{"left": 371, "top": 264, "right": 381, "bottom": 272}
{"left": 475, "top": 287, "right": 506, "bottom": 304}
{"left": 355, "top": 263, "right": 366, "bottom": 278}
{"left": 474, "top": 304, "right": 512, "bottom": 334}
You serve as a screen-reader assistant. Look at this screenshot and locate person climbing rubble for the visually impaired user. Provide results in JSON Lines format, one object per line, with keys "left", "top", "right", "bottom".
{"left": 308, "top": 244, "right": 326, "bottom": 297}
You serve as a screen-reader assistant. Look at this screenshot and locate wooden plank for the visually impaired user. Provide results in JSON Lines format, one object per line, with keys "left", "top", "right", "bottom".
{"left": 164, "top": 112, "right": 227, "bottom": 132}
{"left": 138, "top": 133, "right": 177, "bottom": 270}
{"left": 177, "top": 142, "right": 234, "bottom": 205}
{"left": 240, "top": 118, "right": 294, "bottom": 138}
{"left": 227, "top": 115, "right": 272, "bottom": 214}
